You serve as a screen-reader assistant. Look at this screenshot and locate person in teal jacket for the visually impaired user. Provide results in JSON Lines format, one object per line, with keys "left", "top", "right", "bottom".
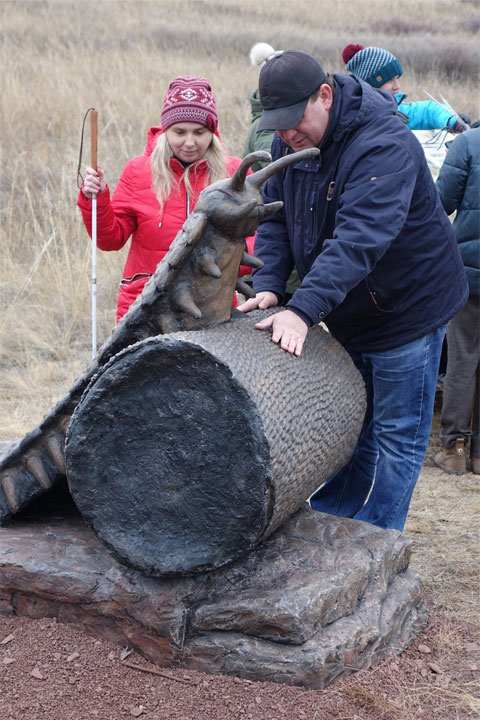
{"left": 342, "top": 44, "right": 468, "bottom": 133}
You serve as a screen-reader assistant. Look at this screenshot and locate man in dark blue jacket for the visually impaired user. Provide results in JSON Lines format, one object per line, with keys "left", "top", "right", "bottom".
{"left": 239, "top": 50, "right": 468, "bottom": 532}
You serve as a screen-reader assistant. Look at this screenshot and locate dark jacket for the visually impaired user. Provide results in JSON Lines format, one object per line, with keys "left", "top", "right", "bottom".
{"left": 436, "top": 128, "right": 480, "bottom": 296}
{"left": 252, "top": 74, "right": 468, "bottom": 352}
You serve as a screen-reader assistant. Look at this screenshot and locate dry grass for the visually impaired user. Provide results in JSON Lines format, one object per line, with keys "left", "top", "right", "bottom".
{"left": 1, "top": 0, "right": 478, "bottom": 426}
{"left": 1, "top": 1, "right": 479, "bottom": 714}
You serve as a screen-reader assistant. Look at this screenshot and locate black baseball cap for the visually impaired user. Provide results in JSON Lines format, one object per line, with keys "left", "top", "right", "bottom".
{"left": 257, "top": 50, "right": 327, "bottom": 131}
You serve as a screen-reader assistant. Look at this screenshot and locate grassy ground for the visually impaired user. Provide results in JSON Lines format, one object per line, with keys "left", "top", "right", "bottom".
{"left": 407, "top": 405, "right": 480, "bottom": 627}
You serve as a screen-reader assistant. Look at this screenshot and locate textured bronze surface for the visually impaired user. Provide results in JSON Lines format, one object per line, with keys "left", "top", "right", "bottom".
{"left": 0, "top": 149, "right": 320, "bottom": 524}
{"left": 65, "top": 310, "right": 365, "bottom": 575}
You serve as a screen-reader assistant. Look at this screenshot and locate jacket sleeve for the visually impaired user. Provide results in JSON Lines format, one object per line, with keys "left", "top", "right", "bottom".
{"left": 435, "top": 133, "right": 468, "bottom": 215}
{"left": 287, "top": 141, "right": 418, "bottom": 325}
{"left": 76, "top": 160, "right": 138, "bottom": 251}
{"left": 398, "top": 99, "right": 455, "bottom": 131}
{"left": 250, "top": 164, "right": 295, "bottom": 301}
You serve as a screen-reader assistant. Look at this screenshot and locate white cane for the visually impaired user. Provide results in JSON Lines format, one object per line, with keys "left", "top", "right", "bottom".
{"left": 90, "top": 109, "right": 98, "bottom": 359}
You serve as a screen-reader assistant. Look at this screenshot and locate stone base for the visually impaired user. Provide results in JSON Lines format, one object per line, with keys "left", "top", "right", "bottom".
{"left": 0, "top": 487, "right": 428, "bottom": 689}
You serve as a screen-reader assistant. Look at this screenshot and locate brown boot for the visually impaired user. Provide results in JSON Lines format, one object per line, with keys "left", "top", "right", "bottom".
{"left": 434, "top": 438, "right": 466, "bottom": 475}
{"left": 471, "top": 456, "right": 480, "bottom": 475}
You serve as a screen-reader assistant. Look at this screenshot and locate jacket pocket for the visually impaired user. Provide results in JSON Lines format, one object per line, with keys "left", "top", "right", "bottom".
{"left": 119, "top": 274, "right": 152, "bottom": 308}
{"left": 364, "top": 275, "right": 396, "bottom": 314}
{"left": 120, "top": 272, "right": 153, "bottom": 286}
{"left": 328, "top": 277, "right": 395, "bottom": 329}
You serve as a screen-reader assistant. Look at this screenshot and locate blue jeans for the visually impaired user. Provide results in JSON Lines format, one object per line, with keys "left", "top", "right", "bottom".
{"left": 310, "top": 327, "right": 446, "bottom": 531}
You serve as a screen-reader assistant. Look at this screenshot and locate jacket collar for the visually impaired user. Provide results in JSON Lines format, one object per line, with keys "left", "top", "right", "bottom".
{"left": 326, "top": 74, "right": 398, "bottom": 145}
{"left": 169, "top": 155, "right": 210, "bottom": 177}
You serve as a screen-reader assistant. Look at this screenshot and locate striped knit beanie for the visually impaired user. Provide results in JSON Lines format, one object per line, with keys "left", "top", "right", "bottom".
{"left": 342, "top": 44, "right": 403, "bottom": 88}
{"left": 161, "top": 76, "right": 218, "bottom": 132}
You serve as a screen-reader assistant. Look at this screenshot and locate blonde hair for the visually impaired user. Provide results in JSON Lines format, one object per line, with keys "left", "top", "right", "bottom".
{"left": 150, "top": 132, "right": 229, "bottom": 210}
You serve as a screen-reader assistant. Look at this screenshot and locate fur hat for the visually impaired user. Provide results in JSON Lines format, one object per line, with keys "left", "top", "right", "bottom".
{"left": 161, "top": 76, "right": 218, "bottom": 132}
{"left": 249, "top": 42, "right": 283, "bottom": 69}
{"left": 342, "top": 44, "right": 403, "bottom": 88}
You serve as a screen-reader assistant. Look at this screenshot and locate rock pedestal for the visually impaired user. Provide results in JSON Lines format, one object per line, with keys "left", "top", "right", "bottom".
{"left": 0, "top": 495, "right": 427, "bottom": 689}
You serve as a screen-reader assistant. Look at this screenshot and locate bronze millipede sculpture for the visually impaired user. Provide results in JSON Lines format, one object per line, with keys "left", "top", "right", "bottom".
{"left": 0, "top": 148, "right": 366, "bottom": 577}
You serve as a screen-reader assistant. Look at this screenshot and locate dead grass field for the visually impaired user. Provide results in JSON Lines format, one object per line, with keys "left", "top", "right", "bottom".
{"left": 1, "top": 0, "right": 478, "bottom": 431}
{"left": 1, "top": 0, "right": 479, "bottom": 715}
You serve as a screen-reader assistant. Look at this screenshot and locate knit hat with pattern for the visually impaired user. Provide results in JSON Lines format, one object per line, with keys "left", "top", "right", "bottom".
{"left": 342, "top": 44, "right": 403, "bottom": 88}
{"left": 161, "top": 76, "right": 218, "bottom": 132}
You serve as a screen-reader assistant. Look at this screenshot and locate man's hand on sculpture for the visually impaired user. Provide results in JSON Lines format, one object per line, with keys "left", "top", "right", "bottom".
{"left": 238, "top": 291, "right": 279, "bottom": 313}
{"left": 254, "top": 309, "right": 308, "bottom": 357}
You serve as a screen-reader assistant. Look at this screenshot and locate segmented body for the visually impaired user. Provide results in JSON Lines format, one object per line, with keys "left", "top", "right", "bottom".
{"left": 0, "top": 148, "right": 320, "bottom": 523}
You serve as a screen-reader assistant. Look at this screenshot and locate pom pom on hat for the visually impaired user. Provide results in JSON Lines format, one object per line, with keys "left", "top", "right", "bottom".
{"left": 249, "top": 42, "right": 282, "bottom": 68}
{"left": 343, "top": 45, "right": 403, "bottom": 88}
{"left": 161, "top": 76, "right": 218, "bottom": 132}
{"left": 342, "top": 44, "right": 364, "bottom": 65}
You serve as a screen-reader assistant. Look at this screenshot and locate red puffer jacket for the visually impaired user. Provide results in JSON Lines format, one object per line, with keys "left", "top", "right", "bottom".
{"left": 78, "top": 126, "right": 254, "bottom": 321}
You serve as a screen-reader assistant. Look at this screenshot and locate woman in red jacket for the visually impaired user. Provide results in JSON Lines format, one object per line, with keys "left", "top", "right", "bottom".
{"left": 78, "top": 76, "right": 253, "bottom": 321}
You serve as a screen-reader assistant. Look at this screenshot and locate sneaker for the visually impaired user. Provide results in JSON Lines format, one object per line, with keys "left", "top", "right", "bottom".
{"left": 433, "top": 438, "right": 466, "bottom": 475}
{"left": 471, "top": 456, "right": 480, "bottom": 475}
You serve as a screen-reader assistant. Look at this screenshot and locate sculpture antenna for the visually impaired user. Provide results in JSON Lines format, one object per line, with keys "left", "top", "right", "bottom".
{"left": 248, "top": 148, "right": 320, "bottom": 190}
{"left": 229, "top": 152, "right": 273, "bottom": 192}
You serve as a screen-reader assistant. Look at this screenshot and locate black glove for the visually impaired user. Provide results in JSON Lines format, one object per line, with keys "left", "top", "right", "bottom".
{"left": 452, "top": 120, "right": 467, "bottom": 133}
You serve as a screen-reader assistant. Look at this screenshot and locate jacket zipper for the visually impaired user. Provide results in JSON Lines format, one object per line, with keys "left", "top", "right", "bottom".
{"left": 310, "top": 187, "right": 317, "bottom": 247}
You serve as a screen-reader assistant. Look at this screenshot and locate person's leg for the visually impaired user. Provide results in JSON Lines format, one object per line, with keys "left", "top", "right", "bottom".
{"left": 439, "top": 297, "right": 480, "bottom": 450}
{"left": 354, "top": 326, "right": 446, "bottom": 531}
{"left": 472, "top": 364, "right": 480, "bottom": 473}
{"left": 469, "top": 296, "right": 480, "bottom": 470}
